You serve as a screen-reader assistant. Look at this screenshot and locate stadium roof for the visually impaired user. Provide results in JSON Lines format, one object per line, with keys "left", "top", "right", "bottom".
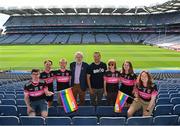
{"left": 0, "top": 0, "right": 180, "bottom": 15}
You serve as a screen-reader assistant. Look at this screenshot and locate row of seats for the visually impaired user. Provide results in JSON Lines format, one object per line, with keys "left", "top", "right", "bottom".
{"left": 1, "top": 33, "right": 180, "bottom": 45}
{"left": 0, "top": 33, "right": 145, "bottom": 44}
{"left": 0, "top": 115, "right": 180, "bottom": 125}
{"left": 156, "top": 97, "right": 180, "bottom": 105}
{"left": 1, "top": 96, "right": 180, "bottom": 107}
{"left": 0, "top": 104, "right": 180, "bottom": 117}
{"left": 4, "top": 12, "right": 180, "bottom": 26}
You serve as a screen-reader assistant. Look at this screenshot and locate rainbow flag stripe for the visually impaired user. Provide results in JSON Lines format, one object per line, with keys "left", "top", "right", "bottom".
{"left": 114, "top": 91, "right": 129, "bottom": 113}
{"left": 59, "top": 88, "right": 78, "bottom": 113}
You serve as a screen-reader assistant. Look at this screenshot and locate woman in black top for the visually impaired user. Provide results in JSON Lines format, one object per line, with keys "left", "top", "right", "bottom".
{"left": 104, "top": 59, "right": 120, "bottom": 106}
{"left": 119, "top": 60, "right": 137, "bottom": 107}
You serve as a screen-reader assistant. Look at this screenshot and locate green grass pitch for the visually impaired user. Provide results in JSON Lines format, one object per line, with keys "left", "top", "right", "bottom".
{"left": 0, "top": 45, "right": 180, "bottom": 71}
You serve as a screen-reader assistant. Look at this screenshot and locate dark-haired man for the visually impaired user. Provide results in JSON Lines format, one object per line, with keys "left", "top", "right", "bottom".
{"left": 24, "top": 69, "right": 54, "bottom": 117}
{"left": 40, "top": 60, "right": 54, "bottom": 107}
{"left": 87, "top": 52, "right": 107, "bottom": 106}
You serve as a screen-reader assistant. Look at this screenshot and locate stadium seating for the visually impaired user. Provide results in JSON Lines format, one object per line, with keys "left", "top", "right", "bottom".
{"left": 170, "top": 93, "right": 180, "bottom": 99}
{"left": 0, "top": 116, "right": 19, "bottom": 125}
{"left": 45, "top": 117, "right": 72, "bottom": 125}
{"left": 0, "top": 105, "right": 18, "bottom": 116}
{"left": 173, "top": 104, "right": 180, "bottom": 115}
{"left": 76, "top": 106, "right": 96, "bottom": 116}
{"left": 171, "top": 97, "right": 180, "bottom": 105}
{"left": 156, "top": 98, "right": 170, "bottom": 105}
{"left": 127, "top": 116, "right": 153, "bottom": 125}
{"left": 1, "top": 99, "right": 16, "bottom": 105}
{"left": 153, "top": 104, "right": 174, "bottom": 116}
{"left": 99, "top": 117, "right": 126, "bottom": 125}
{"left": 153, "top": 115, "right": 179, "bottom": 125}
{"left": 16, "top": 99, "right": 26, "bottom": 106}
{"left": 96, "top": 106, "right": 116, "bottom": 117}
{"left": 20, "top": 116, "right": 45, "bottom": 125}
{"left": 72, "top": 116, "right": 98, "bottom": 125}
{"left": 17, "top": 106, "right": 28, "bottom": 116}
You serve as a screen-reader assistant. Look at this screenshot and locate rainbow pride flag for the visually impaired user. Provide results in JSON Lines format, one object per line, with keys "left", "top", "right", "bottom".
{"left": 59, "top": 88, "right": 78, "bottom": 113}
{"left": 114, "top": 91, "right": 129, "bottom": 113}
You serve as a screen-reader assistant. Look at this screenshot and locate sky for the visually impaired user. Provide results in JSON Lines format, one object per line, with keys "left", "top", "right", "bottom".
{"left": 0, "top": 0, "right": 168, "bottom": 29}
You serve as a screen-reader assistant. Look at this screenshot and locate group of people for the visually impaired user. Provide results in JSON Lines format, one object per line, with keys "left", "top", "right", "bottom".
{"left": 24, "top": 51, "right": 158, "bottom": 118}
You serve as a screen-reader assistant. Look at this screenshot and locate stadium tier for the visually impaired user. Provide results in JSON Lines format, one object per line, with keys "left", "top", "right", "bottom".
{"left": 0, "top": 10, "right": 179, "bottom": 48}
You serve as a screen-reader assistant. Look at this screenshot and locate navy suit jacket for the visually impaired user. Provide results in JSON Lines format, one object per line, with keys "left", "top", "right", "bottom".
{"left": 70, "top": 61, "right": 89, "bottom": 91}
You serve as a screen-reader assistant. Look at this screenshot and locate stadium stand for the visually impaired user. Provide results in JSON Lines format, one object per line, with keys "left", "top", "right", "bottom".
{"left": 0, "top": 7, "right": 179, "bottom": 50}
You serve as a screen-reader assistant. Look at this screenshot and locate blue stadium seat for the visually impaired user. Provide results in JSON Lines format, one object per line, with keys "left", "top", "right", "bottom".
{"left": 127, "top": 116, "right": 153, "bottom": 125}
{"left": 99, "top": 99, "right": 108, "bottom": 106}
{"left": 52, "top": 100, "right": 58, "bottom": 107}
{"left": 99, "top": 117, "right": 126, "bottom": 125}
{"left": 1, "top": 99, "right": 16, "bottom": 105}
{"left": 4, "top": 94, "right": 16, "bottom": 99}
{"left": 16, "top": 94, "right": 24, "bottom": 99}
{"left": 72, "top": 116, "right": 97, "bottom": 125}
{"left": 16, "top": 99, "right": 26, "bottom": 106}
{"left": 156, "top": 98, "right": 170, "bottom": 105}
{"left": 5, "top": 91, "right": 15, "bottom": 95}
{"left": 159, "top": 90, "right": 168, "bottom": 94}
{"left": 5, "top": 89, "right": 15, "bottom": 92}
{"left": 173, "top": 104, "right": 180, "bottom": 115}
{"left": 45, "top": 117, "right": 71, "bottom": 125}
{"left": 0, "top": 94, "right": 4, "bottom": 100}
{"left": 154, "top": 115, "right": 179, "bottom": 125}
{"left": 20, "top": 116, "right": 45, "bottom": 125}
{"left": 16, "top": 91, "right": 24, "bottom": 95}
{"left": 154, "top": 104, "right": 173, "bottom": 116}
{"left": 84, "top": 100, "right": 91, "bottom": 106}
{"left": 77, "top": 106, "right": 96, "bottom": 116}
{"left": 0, "top": 116, "right": 19, "bottom": 125}
{"left": 48, "top": 107, "right": 58, "bottom": 116}
{"left": 170, "top": 93, "right": 180, "bottom": 99}
{"left": 158, "top": 94, "right": 169, "bottom": 98}
{"left": 96, "top": 106, "right": 116, "bottom": 117}
{"left": 171, "top": 97, "right": 180, "bottom": 105}
{"left": 168, "top": 90, "right": 179, "bottom": 94}
{"left": 0, "top": 91, "right": 5, "bottom": 95}
{"left": 17, "top": 106, "right": 27, "bottom": 116}
{"left": 0, "top": 105, "right": 17, "bottom": 116}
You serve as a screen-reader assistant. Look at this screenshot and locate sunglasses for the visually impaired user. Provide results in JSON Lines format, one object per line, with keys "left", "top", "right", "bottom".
{"left": 108, "top": 64, "right": 114, "bottom": 66}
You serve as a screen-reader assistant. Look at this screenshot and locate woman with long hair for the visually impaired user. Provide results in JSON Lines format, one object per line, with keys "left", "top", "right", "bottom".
{"left": 119, "top": 60, "right": 137, "bottom": 107}
{"left": 128, "top": 70, "right": 158, "bottom": 117}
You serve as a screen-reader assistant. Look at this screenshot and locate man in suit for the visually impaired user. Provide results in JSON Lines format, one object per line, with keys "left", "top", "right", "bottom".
{"left": 70, "top": 51, "right": 89, "bottom": 105}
